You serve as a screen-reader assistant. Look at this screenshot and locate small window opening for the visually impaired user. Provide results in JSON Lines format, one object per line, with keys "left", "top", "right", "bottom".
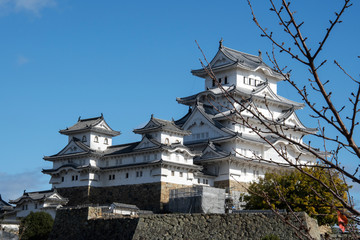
{"left": 104, "top": 138, "right": 108, "bottom": 145}
{"left": 61, "top": 177, "right": 64, "bottom": 182}
{"left": 224, "top": 76, "right": 228, "bottom": 84}
{"left": 82, "top": 135, "right": 87, "bottom": 142}
{"left": 126, "top": 173, "right": 129, "bottom": 178}
{"left": 94, "top": 136, "right": 99, "bottom": 143}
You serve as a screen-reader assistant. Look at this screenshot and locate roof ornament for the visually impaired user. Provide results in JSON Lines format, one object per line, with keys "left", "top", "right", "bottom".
{"left": 258, "top": 49, "right": 262, "bottom": 60}
{"left": 78, "top": 116, "right": 81, "bottom": 122}
{"left": 101, "top": 113, "right": 103, "bottom": 118}
{"left": 151, "top": 114, "right": 154, "bottom": 119}
{"left": 219, "top": 38, "right": 224, "bottom": 49}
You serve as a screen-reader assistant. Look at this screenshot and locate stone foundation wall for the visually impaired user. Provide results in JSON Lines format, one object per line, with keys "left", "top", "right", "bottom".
{"left": 214, "top": 180, "right": 249, "bottom": 192}
{"left": 50, "top": 207, "right": 321, "bottom": 240}
{"left": 57, "top": 182, "right": 189, "bottom": 213}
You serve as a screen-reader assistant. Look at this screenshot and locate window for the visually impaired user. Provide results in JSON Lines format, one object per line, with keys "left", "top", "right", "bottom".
{"left": 72, "top": 176, "right": 75, "bottom": 181}
{"left": 218, "top": 78, "right": 222, "bottom": 84}
{"left": 61, "top": 177, "right": 64, "bottom": 182}
{"left": 206, "top": 179, "right": 209, "bottom": 184}
{"left": 224, "top": 76, "right": 228, "bottom": 84}
{"left": 171, "top": 171, "right": 175, "bottom": 176}
{"left": 116, "top": 159, "right": 122, "bottom": 165}
{"left": 82, "top": 135, "right": 87, "bottom": 142}
{"left": 180, "top": 172, "right": 183, "bottom": 177}
{"left": 212, "top": 79, "right": 216, "bottom": 87}
{"left": 244, "top": 76, "right": 248, "bottom": 84}
{"left": 126, "top": 173, "right": 129, "bottom": 178}
{"left": 203, "top": 179, "right": 206, "bottom": 184}
{"left": 198, "top": 178, "right": 200, "bottom": 184}
{"left": 94, "top": 136, "right": 99, "bottom": 143}
{"left": 109, "top": 175, "right": 112, "bottom": 180}
{"left": 136, "top": 171, "right": 143, "bottom": 177}
{"left": 104, "top": 138, "right": 108, "bottom": 145}
{"left": 165, "top": 138, "right": 169, "bottom": 145}
{"left": 75, "top": 175, "right": 78, "bottom": 181}
{"left": 35, "top": 204, "right": 38, "bottom": 209}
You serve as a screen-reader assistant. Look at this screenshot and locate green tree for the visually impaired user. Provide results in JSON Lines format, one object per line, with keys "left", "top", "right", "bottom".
{"left": 244, "top": 168, "right": 349, "bottom": 225}
{"left": 19, "top": 211, "right": 54, "bottom": 240}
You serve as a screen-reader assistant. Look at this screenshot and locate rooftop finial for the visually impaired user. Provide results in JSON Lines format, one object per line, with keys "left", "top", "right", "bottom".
{"left": 151, "top": 114, "right": 154, "bottom": 119}
{"left": 78, "top": 116, "right": 81, "bottom": 122}
{"left": 258, "top": 49, "right": 262, "bottom": 59}
{"left": 219, "top": 38, "right": 224, "bottom": 49}
{"left": 100, "top": 113, "right": 103, "bottom": 118}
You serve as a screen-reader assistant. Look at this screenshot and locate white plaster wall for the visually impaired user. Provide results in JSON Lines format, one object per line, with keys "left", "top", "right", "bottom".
{"left": 89, "top": 133, "right": 113, "bottom": 151}
{"left": 160, "top": 167, "right": 194, "bottom": 185}
{"left": 100, "top": 168, "right": 159, "bottom": 187}
{"left": 69, "top": 133, "right": 91, "bottom": 145}
{"left": 160, "top": 133, "right": 183, "bottom": 145}
{"left": 193, "top": 177, "right": 213, "bottom": 186}
{"left": 204, "top": 69, "right": 236, "bottom": 90}
{"left": 14, "top": 201, "right": 57, "bottom": 218}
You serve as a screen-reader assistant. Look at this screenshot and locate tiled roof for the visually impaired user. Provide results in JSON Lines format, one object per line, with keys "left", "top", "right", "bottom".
{"left": 191, "top": 45, "right": 283, "bottom": 79}
{"left": 0, "top": 194, "right": 11, "bottom": 207}
{"left": 177, "top": 83, "right": 304, "bottom": 109}
{"left": 59, "top": 115, "right": 120, "bottom": 136}
{"left": 104, "top": 138, "right": 194, "bottom": 157}
{"left": 134, "top": 115, "right": 190, "bottom": 135}
{"left": 112, "top": 202, "right": 139, "bottom": 210}
{"left": 9, "top": 189, "right": 68, "bottom": 204}
{"left": 44, "top": 137, "right": 97, "bottom": 160}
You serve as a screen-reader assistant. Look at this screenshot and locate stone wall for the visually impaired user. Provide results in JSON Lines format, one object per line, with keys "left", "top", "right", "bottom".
{"left": 214, "top": 180, "right": 250, "bottom": 192}
{"left": 57, "top": 182, "right": 188, "bottom": 213}
{"left": 50, "top": 207, "right": 321, "bottom": 240}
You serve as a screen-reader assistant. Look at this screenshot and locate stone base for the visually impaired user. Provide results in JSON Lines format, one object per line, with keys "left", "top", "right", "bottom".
{"left": 57, "top": 182, "right": 189, "bottom": 213}
{"left": 214, "top": 180, "right": 249, "bottom": 193}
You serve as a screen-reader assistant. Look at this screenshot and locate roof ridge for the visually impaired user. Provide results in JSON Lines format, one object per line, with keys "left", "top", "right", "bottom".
{"left": 223, "top": 46, "right": 261, "bottom": 60}
{"left": 78, "top": 115, "right": 103, "bottom": 122}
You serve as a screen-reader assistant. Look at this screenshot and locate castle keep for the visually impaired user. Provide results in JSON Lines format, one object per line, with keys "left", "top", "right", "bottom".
{"left": 42, "top": 42, "right": 317, "bottom": 212}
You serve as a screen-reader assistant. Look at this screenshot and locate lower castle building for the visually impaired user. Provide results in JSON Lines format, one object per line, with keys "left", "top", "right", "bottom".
{"left": 42, "top": 42, "right": 317, "bottom": 212}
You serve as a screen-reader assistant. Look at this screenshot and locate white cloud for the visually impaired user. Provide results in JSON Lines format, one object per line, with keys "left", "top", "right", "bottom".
{"left": 15, "top": 0, "right": 56, "bottom": 15}
{"left": 0, "top": 0, "right": 56, "bottom": 16}
{"left": 17, "top": 55, "right": 29, "bottom": 65}
{"left": 0, "top": 170, "right": 49, "bottom": 203}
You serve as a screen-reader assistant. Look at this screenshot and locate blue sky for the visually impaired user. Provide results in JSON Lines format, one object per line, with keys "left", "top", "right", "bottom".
{"left": 0, "top": 0, "right": 359, "bottom": 205}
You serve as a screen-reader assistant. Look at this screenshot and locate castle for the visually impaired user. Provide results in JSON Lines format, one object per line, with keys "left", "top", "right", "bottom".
{"left": 42, "top": 42, "right": 317, "bottom": 212}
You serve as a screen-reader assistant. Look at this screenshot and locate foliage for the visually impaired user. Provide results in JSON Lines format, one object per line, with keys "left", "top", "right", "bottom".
{"left": 19, "top": 211, "right": 54, "bottom": 240}
{"left": 244, "top": 168, "right": 349, "bottom": 225}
